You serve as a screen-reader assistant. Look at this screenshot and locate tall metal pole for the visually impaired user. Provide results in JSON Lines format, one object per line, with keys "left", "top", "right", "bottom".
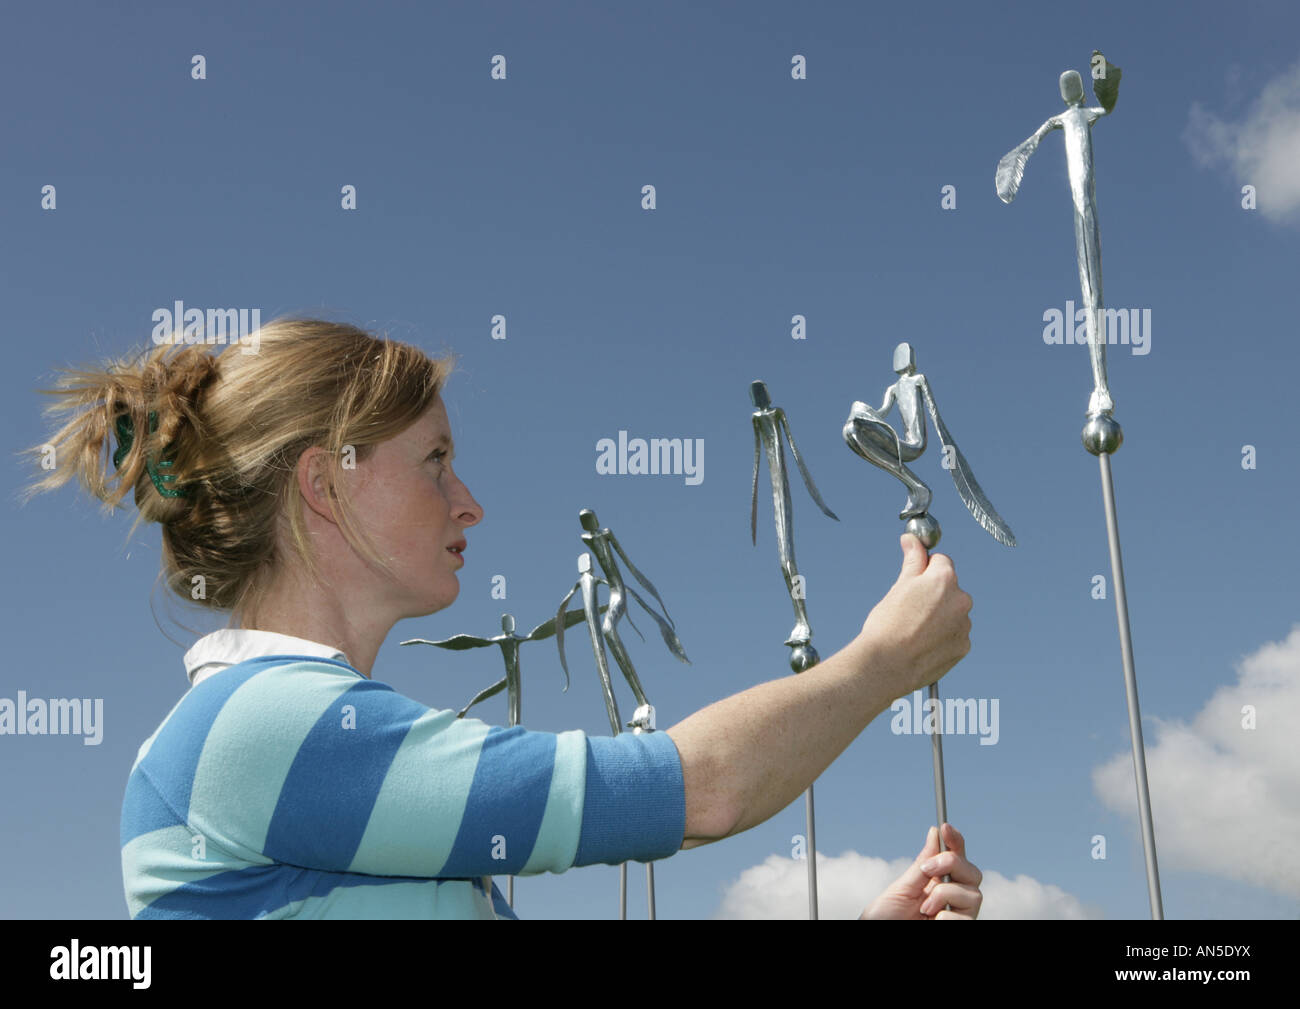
{"left": 928, "top": 682, "right": 952, "bottom": 907}
{"left": 998, "top": 50, "right": 1162, "bottom": 917}
{"left": 1088, "top": 432, "right": 1163, "bottom": 918}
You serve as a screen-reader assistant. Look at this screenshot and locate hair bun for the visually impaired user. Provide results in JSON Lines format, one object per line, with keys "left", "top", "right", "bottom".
{"left": 171, "top": 349, "right": 221, "bottom": 404}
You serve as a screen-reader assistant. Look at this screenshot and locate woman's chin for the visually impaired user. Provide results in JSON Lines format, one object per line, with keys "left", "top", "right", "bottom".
{"left": 424, "top": 582, "right": 460, "bottom": 615}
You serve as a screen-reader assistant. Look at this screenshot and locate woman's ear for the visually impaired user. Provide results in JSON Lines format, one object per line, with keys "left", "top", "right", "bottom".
{"left": 298, "top": 445, "right": 341, "bottom": 521}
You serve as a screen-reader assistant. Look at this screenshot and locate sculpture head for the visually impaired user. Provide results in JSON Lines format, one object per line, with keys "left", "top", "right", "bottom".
{"left": 750, "top": 379, "right": 771, "bottom": 410}
{"left": 1059, "top": 70, "right": 1084, "bottom": 106}
{"left": 501, "top": 613, "right": 515, "bottom": 634}
{"left": 579, "top": 508, "right": 599, "bottom": 533}
{"left": 893, "top": 342, "right": 916, "bottom": 375}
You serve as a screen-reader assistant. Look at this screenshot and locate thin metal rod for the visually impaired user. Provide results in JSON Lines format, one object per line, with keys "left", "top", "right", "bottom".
{"left": 928, "top": 682, "right": 949, "bottom": 833}
{"left": 646, "top": 864, "right": 655, "bottom": 919}
{"left": 507, "top": 875, "right": 513, "bottom": 908}
{"left": 928, "top": 681, "right": 952, "bottom": 911}
{"left": 804, "top": 785, "right": 818, "bottom": 919}
{"left": 619, "top": 862, "right": 627, "bottom": 920}
{"left": 1098, "top": 451, "right": 1164, "bottom": 919}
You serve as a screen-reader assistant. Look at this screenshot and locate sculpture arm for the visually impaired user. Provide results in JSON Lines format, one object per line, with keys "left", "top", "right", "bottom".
{"left": 996, "top": 116, "right": 1060, "bottom": 203}
{"left": 400, "top": 635, "right": 494, "bottom": 650}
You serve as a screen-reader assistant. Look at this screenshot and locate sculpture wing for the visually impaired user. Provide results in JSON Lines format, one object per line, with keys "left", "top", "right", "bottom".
{"left": 400, "top": 634, "right": 493, "bottom": 651}
{"left": 920, "top": 378, "right": 1017, "bottom": 547}
{"left": 525, "top": 605, "right": 606, "bottom": 643}
{"left": 610, "top": 533, "right": 677, "bottom": 631}
{"left": 626, "top": 584, "right": 690, "bottom": 664}
{"left": 553, "top": 584, "right": 581, "bottom": 693}
{"left": 779, "top": 410, "right": 839, "bottom": 521}
{"left": 996, "top": 128, "right": 1047, "bottom": 204}
{"left": 1091, "top": 50, "right": 1121, "bottom": 113}
{"left": 458, "top": 677, "right": 508, "bottom": 718}
{"left": 555, "top": 577, "right": 612, "bottom": 691}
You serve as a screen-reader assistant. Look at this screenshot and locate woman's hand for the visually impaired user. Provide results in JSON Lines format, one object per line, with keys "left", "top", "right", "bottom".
{"left": 859, "top": 823, "right": 983, "bottom": 920}
{"left": 856, "top": 535, "right": 973, "bottom": 704}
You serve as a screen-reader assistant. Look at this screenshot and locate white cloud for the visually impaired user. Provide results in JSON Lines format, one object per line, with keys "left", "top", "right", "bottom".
{"left": 1093, "top": 624, "right": 1300, "bottom": 899}
{"left": 1185, "top": 61, "right": 1300, "bottom": 223}
{"left": 712, "top": 850, "right": 1095, "bottom": 920}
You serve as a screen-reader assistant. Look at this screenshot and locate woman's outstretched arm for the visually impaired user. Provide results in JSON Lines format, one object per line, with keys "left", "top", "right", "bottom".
{"left": 666, "top": 534, "right": 972, "bottom": 847}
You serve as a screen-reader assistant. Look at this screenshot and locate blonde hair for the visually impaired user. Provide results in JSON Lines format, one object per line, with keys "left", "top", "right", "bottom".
{"left": 20, "top": 317, "right": 456, "bottom": 620}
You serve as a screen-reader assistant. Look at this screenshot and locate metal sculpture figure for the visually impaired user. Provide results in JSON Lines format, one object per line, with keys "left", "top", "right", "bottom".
{"left": 402, "top": 609, "right": 594, "bottom": 725}
{"left": 842, "top": 342, "right": 1016, "bottom": 550}
{"left": 556, "top": 509, "right": 690, "bottom": 733}
{"left": 554, "top": 537, "right": 686, "bottom": 921}
{"left": 997, "top": 50, "right": 1121, "bottom": 420}
{"left": 555, "top": 553, "right": 625, "bottom": 736}
{"left": 996, "top": 50, "right": 1163, "bottom": 919}
{"left": 749, "top": 379, "right": 839, "bottom": 919}
{"left": 843, "top": 343, "right": 1015, "bottom": 910}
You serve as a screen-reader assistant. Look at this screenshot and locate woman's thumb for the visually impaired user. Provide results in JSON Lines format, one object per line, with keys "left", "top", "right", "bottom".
{"left": 899, "top": 532, "right": 929, "bottom": 577}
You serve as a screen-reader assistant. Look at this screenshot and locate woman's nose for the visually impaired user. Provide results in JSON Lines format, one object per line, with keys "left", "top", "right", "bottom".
{"left": 452, "top": 477, "right": 484, "bottom": 526}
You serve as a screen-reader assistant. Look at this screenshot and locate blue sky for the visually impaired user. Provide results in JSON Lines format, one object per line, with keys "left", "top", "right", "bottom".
{"left": 3, "top": 0, "right": 1298, "bottom": 919}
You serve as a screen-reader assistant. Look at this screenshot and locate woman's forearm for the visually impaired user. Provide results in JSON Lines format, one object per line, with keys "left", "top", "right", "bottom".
{"left": 665, "top": 537, "right": 973, "bottom": 847}
{"left": 666, "top": 632, "right": 897, "bottom": 845}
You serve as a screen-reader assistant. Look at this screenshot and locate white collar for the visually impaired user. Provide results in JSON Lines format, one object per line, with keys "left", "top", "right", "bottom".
{"left": 183, "top": 628, "right": 354, "bottom": 687}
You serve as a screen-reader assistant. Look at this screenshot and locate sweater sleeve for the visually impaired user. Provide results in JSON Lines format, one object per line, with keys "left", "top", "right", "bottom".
{"left": 130, "top": 660, "right": 685, "bottom": 879}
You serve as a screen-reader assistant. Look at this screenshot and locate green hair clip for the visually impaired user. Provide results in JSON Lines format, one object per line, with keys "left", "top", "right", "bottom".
{"left": 112, "top": 410, "right": 193, "bottom": 499}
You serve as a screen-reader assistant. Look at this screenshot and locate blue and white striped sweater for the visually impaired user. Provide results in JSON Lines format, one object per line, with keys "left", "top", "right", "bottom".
{"left": 121, "top": 654, "right": 686, "bottom": 918}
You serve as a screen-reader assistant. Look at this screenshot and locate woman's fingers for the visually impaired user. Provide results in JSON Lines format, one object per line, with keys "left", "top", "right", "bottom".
{"left": 918, "top": 824, "right": 982, "bottom": 918}
{"left": 891, "top": 826, "right": 945, "bottom": 896}
{"left": 921, "top": 882, "right": 982, "bottom": 919}
{"left": 922, "top": 849, "right": 983, "bottom": 888}
{"left": 941, "top": 822, "right": 966, "bottom": 858}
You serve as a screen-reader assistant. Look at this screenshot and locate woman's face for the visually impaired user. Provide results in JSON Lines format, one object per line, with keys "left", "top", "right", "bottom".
{"left": 343, "top": 397, "right": 483, "bottom": 619}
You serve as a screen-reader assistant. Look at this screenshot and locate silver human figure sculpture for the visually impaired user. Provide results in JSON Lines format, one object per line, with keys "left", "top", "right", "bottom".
{"left": 560, "top": 511, "right": 687, "bottom": 922}
{"left": 400, "top": 610, "right": 596, "bottom": 725}
{"left": 844, "top": 344, "right": 1015, "bottom": 911}
{"left": 556, "top": 508, "right": 690, "bottom": 733}
{"left": 554, "top": 552, "right": 656, "bottom": 920}
{"left": 749, "top": 379, "right": 838, "bottom": 920}
{"left": 996, "top": 52, "right": 1164, "bottom": 920}
{"left": 555, "top": 554, "right": 623, "bottom": 735}
{"left": 750, "top": 380, "right": 839, "bottom": 671}
{"left": 842, "top": 343, "right": 1016, "bottom": 549}
{"left": 997, "top": 50, "right": 1122, "bottom": 419}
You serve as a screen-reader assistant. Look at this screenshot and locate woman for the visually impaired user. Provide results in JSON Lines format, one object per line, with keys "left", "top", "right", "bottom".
{"left": 24, "top": 317, "right": 983, "bottom": 919}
